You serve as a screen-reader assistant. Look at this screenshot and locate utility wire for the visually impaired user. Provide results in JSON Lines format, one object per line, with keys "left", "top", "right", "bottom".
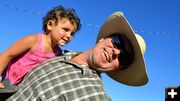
{"left": 0, "top": 3, "right": 43, "bottom": 16}
{"left": 1, "top": 3, "right": 180, "bottom": 35}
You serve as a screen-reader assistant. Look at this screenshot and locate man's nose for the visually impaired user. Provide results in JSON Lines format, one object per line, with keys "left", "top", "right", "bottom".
{"left": 113, "top": 48, "right": 121, "bottom": 55}
{"left": 112, "top": 48, "right": 121, "bottom": 59}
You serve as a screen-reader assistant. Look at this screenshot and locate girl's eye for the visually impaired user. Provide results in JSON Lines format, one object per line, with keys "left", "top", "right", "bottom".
{"left": 71, "top": 32, "right": 75, "bottom": 36}
{"left": 63, "top": 28, "right": 69, "bottom": 31}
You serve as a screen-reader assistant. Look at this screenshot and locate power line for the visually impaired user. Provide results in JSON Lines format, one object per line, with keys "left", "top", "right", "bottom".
{"left": 135, "top": 30, "right": 180, "bottom": 35}
{"left": 0, "top": 3, "right": 43, "bottom": 16}
{"left": 1, "top": 3, "right": 180, "bottom": 35}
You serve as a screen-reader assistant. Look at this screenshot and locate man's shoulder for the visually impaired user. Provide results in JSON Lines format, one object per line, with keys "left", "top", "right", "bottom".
{"left": 62, "top": 50, "right": 81, "bottom": 60}
{"left": 62, "top": 49, "right": 80, "bottom": 55}
{"left": 44, "top": 50, "right": 80, "bottom": 63}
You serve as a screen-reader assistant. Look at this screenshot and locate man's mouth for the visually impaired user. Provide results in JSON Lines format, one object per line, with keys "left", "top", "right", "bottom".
{"left": 104, "top": 49, "right": 110, "bottom": 62}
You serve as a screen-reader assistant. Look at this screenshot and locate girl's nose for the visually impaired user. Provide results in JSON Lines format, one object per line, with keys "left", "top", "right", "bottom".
{"left": 65, "top": 32, "right": 72, "bottom": 41}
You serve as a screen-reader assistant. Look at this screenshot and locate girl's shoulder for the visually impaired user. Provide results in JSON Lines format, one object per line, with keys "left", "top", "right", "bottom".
{"left": 25, "top": 33, "right": 39, "bottom": 39}
{"left": 23, "top": 33, "right": 40, "bottom": 43}
{"left": 22, "top": 33, "right": 40, "bottom": 50}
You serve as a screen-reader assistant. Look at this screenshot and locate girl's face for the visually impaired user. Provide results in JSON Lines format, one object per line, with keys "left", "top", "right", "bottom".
{"left": 47, "top": 18, "right": 76, "bottom": 46}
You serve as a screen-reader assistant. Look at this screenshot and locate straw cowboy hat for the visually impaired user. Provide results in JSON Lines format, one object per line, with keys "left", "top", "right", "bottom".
{"left": 96, "top": 12, "right": 148, "bottom": 86}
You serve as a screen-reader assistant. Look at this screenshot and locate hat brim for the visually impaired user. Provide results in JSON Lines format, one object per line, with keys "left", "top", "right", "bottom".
{"left": 96, "top": 12, "right": 148, "bottom": 86}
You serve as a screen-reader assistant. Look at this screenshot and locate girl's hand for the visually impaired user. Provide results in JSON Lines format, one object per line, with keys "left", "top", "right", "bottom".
{"left": 0, "top": 81, "right": 5, "bottom": 88}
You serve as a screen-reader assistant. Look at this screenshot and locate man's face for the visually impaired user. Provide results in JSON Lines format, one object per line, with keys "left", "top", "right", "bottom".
{"left": 89, "top": 37, "right": 121, "bottom": 72}
{"left": 89, "top": 34, "right": 134, "bottom": 72}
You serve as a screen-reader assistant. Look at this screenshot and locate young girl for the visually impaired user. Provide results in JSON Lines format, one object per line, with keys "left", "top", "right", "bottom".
{"left": 0, "top": 5, "right": 81, "bottom": 89}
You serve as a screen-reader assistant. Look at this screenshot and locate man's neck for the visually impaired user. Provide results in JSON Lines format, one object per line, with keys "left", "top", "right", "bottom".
{"left": 69, "top": 52, "right": 89, "bottom": 67}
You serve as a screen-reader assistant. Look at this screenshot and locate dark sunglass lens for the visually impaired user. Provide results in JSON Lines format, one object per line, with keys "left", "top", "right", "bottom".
{"left": 112, "top": 34, "right": 134, "bottom": 67}
{"left": 119, "top": 50, "right": 133, "bottom": 66}
{"left": 119, "top": 51, "right": 128, "bottom": 65}
{"left": 112, "top": 35, "right": 121, "bottom": 49}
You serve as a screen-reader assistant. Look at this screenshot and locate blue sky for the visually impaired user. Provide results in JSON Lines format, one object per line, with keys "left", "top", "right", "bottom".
{"left": 0, "top": 0, "right": 180, "bottom": 101}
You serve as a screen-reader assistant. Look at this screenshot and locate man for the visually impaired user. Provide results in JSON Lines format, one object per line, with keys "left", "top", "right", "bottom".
{"left": 6, "top": 12, "right": 148, "bottom": 101}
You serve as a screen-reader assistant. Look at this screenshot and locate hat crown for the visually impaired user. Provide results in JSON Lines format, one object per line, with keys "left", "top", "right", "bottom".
{"left": 135, "top": 34, "right": 146, "bottom": 55}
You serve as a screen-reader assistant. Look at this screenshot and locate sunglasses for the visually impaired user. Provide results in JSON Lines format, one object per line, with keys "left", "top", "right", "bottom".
{"left": 111, "top": 34, "right": 134, "bottom": 68}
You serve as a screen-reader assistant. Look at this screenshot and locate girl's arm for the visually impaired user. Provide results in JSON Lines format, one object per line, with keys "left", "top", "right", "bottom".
{"left": 0, "top": 34, "right": 38, "bottom": 88}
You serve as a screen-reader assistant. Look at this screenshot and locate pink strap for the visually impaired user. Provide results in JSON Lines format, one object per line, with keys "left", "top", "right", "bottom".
{"left": 34, "top": 34, "right": 42, "bottom": 51}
